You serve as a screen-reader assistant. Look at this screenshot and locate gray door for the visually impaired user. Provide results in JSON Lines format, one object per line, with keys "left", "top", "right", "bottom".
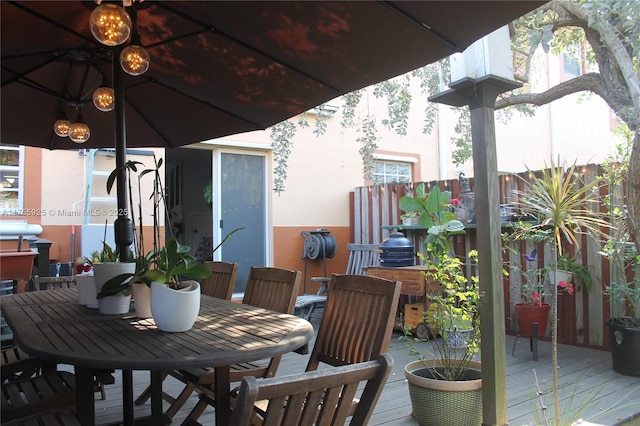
{"left": 217, "top": 152, "right": 267, "bottom": 292}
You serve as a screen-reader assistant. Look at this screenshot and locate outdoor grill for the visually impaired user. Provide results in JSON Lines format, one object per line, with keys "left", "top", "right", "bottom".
{"left": 378, "top": 232, "right": 415, "bottom": 267}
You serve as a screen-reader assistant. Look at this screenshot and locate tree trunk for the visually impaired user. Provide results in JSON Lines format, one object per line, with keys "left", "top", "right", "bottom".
{"left": 627, "top": 131, "right": 640, "bottom": 250}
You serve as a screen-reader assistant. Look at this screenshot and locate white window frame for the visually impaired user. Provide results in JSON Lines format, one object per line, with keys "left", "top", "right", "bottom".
{"left": 371, "top": 154, "right": 416, "bottom": 184}
{"left": 0, "top": 145, "right": 25, "bottom": 214}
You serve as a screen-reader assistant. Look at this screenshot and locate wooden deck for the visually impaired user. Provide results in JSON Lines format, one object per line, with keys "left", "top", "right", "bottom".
{"left": 80, "top": 316, "right": 639, "bottom": 426}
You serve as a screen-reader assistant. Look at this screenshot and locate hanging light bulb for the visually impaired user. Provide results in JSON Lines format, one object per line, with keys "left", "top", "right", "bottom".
{"left": 53, "top": 108, "right": 71, "bottom": 137}
{"left": 120, "top": 42, "right": 150, "bottom": 76}
{"left": 69, "top": 112, "right": 91, "bottom": 143}
{"left": 93, "top": 86, "right": 115, "bottom": 112}
{"left": 90, "top": 3, "right": 132, "bottom": 46}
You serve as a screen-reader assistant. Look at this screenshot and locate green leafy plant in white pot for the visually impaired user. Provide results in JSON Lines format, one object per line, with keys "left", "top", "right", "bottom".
{"left": 147, "top": 237, "right": 212, "bottom": 332}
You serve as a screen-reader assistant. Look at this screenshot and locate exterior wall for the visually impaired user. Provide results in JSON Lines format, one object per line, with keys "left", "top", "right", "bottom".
{"left": 1, "top": 48, "right": 623, "bottom": 296}
{"left": 1, "top": 148, "right": 164, "bottom": 264}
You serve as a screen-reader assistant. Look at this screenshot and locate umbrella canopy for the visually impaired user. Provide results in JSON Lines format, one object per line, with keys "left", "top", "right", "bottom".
{"left": 1, "top": 1, "right": 545, "bottom": 150}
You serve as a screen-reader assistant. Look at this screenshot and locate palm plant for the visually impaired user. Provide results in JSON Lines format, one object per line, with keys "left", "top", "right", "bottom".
{"left": 510, "top": 158, "right": 608, "bottom": 424}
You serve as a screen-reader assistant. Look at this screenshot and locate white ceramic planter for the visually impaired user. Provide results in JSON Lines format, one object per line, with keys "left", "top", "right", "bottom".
{"left": 76, "top": 274, "right": 98, "bottom": 308}
{"left": 549, "top": 269, "right": 573, "bottom": 286}
{"left": 151, "top": 280, "right": 201, "bottom": 332}
{"left": 93, "top": 262, "right": 135, "bottom": 315}
{"left": 132, "top": 282, "right": 152, "bottom": 318}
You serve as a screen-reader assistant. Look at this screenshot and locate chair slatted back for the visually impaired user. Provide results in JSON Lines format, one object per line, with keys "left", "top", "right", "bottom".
{"left": 229, "top": 354, "right": 393, "bottom": 426}
{"left": 307, "top": 274, "right": 401, "bottom": 371}
{"left": 242, "top": 267, "right": 302, "bottom": 315}
{"left": 34, "top": 276, "right": 76, "bottom": 291}
{"left": 201, "top": 261, "right": 238, "bottom": 301}
{"left": 345, "top": 244, "right": 380, "bottom": 275}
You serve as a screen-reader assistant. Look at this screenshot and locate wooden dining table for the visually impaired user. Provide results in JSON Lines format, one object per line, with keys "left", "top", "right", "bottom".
{"left": 0, "top": 288, "right": 314, "bottom": 425}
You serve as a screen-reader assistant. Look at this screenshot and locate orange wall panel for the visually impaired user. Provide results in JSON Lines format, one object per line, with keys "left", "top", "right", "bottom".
{"left": 273, "top": 226, "right": 351, "bottom": 295}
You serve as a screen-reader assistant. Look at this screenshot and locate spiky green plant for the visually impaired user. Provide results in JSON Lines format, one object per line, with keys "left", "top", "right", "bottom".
{"left": 511, "top": 158, "right": 609, "bottom": 424}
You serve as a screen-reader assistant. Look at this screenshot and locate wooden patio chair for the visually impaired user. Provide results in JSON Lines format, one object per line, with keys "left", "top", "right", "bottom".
{"left": 229, "top": 354, "right": 393, "bottom": 426}
{"left": 134, "top": 261, "right": 239, "bottom": 412}
{"left": 1, "top": 275, "right": 75, "bottom": 385}
{"left": 168, "top": 267, "right": 302, "bottom": 422}
{"left": 1, "top": 371, "right": 77, "bottom": 423}
{"left": 240, "top": 273, "right": 401, "bottom": 425}
{"left": 306, "top": 273, "right": 400, "bottom": 370}
{"left": 2, "top": 275, "right": 108, "bottom": 399}
{"left": 2, "top": 409, "right": 81, "bottom": 426}
{"left": 295, "top": 243, "right": 381, "bottom": 320}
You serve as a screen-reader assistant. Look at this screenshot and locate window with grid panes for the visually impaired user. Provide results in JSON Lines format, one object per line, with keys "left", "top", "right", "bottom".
{"left": 0, "top": 145, "right": 24, "bottom": 213}
{"left": 372, "top": 160, "right": 412, "bottom": 184}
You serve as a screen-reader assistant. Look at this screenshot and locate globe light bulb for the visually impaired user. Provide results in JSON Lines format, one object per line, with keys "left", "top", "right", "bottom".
{"left": 90, "top": 4, "right": 131, "bottom": 47}
{"left": 93, "top": 86, "right": 115, "bottom": 112}
{"left": 69, "top": 113, "right": 91, "bottom": 143}
{"left": 54, "top": 119, "right": 71, "bottom": 137}
{"left": 120, "top": 44, "right": 150, "bottom": 76}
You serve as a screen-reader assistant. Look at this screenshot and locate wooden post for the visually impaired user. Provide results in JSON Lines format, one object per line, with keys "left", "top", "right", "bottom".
{"left": 430, "top": 75, "right": 520, "bottom": 426}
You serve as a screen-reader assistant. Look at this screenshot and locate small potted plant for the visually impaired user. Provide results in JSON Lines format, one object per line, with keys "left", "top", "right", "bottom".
{"left": 400, "top": 184, "right": 480, "bottom": 426}
{"left": 147, "top": 237, "right": 212, "bottom": 332}
{"left": 400, "top": 211, "right": 420, "bottom": 226}
{"left": 551, "top": 252, "right": 593, "bottom": 292}
{"left": 509, "top": 158, "right": 608, "bottom": 416}
{"left": 403, "top": 250, "right": 482, "bottom": 426}
{"left": 599, "top": 142, "right": 639, "bottom": 376}
{"left": 92, "top": 240, "right": 136, "bottom": 314}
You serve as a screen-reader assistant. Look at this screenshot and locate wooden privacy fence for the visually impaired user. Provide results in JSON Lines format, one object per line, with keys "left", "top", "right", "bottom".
{"left": 350, "top": 163, "right": 622, "bottom": 350}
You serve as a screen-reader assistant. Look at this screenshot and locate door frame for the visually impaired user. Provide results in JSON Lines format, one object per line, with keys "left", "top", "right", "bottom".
{"left": 211, "top": 147, "right": 271, "bottom": 266}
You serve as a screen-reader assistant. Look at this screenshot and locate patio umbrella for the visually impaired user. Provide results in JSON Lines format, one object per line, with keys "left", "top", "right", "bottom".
{"left": 1, "top": 1, "right": 544, "bottom": 253}
{"left": 2, "top": 1, "right": 545, "bottom": 150}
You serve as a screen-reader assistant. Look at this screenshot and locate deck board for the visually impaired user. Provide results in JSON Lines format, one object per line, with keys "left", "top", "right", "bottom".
{"left": 67, "top": 317, "right": 640, "bottom": 425}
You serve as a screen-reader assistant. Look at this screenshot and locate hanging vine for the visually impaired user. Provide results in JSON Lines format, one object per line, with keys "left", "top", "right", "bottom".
{"left": 357, "top": 115, "right": 380, "bottom": 181}
{"left": 270, "top": 120, "right": 296, "bottom": 194}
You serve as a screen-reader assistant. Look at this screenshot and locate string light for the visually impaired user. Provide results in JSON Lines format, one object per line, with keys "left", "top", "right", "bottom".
{"left": 120, "top": 43, "right": 149, "bottom": 76}
{"left": 93, "top": 86, "right": 115, "bottom": 112}
{"left": 53, "top": 108, "right": 71, "bottom": 137}
{"left": 69, "top": 111, "right": 90, "bottom": 143}
{"left": 90, "top": 3, "right": 131, "bottom": 47}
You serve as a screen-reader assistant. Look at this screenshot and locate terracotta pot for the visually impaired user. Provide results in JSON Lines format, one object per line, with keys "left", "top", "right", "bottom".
{"left": 514, "top": 303, "right": 550, "bottom": 338}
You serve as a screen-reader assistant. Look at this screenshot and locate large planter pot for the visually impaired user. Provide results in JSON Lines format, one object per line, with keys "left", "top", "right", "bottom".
{"left": 514, "top": 303, "right": 550, "bottom": 338}
{"left": 93, "top": 262, "right": 135, "bottom": 315}
{"left": 607, "top": 318, "right": 640, "bottom": 377}
{"left": 404, "top": 359, "right": 482, "bottom": 426}
{"left": 151, "top": 280, "right": 200, "bottom": 332}
{"left": 131, "top": 282, "right": 152, "bottom": 318}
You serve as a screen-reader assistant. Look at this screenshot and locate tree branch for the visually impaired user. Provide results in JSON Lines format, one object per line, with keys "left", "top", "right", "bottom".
{"left": 495, "top": 73, "right": 604, "bottom": 109}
